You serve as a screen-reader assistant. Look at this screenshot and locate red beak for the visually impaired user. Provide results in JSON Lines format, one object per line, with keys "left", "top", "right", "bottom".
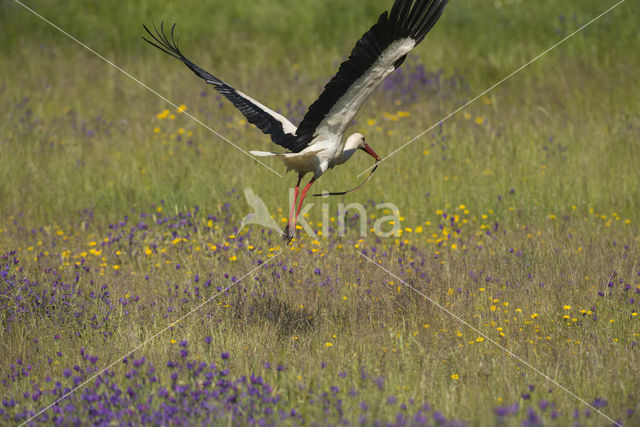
{"left": 360, "top": 143, "right": 381, "bottom": 161}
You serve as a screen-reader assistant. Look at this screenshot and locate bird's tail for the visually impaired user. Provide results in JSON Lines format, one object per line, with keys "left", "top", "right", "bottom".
{"left": 250, "top": 151, "right": 278, "bottom": 157}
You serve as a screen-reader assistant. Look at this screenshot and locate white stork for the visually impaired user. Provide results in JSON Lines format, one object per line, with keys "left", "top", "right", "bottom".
{"left": 143, "top": 0, "right": 448, "bottom": 243}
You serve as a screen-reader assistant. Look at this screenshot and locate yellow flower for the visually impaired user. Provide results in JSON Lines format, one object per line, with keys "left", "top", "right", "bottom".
{"left": 153, "top": 127, "right": 161, "bottom": 134}
{"left": 170, "top": 339, "right": 176, "bottom": 344}
{"left": 475, "top": 117, "right": 484, "bottom": 125}
{"left": 451, "top": 374, "right": 459, "bottom": 380}
{"left": 325, "top": 342, "right": 333, "bottom": 347}
{"left": 156, "top": 109, "right": 170, "bottom": 120}
{"left": 113, "top": 265, "right": 120, "bottom": 270}
{"left": 176, "top": 104, "right": 187, "bottom": 113}
{"left": 229, "top": 256, "right": 237, "bottom": 262}
{"left": 476, "top": 337, "right": 484, "bottom": 342}
{"left": 531, "top": 313, "right": 538, "bottom": 319}
{"left": 563, "top": 305, "right": 571, "bottom": 310}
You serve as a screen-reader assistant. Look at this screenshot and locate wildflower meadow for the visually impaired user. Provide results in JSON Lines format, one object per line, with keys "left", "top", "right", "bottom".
{"left": 1, "top": 0, "right": 639, "bottom": 425}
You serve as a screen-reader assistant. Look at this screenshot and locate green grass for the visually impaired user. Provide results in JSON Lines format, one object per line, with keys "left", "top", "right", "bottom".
{"left": 1, "top": 0, "right": 640, "bottom": 425}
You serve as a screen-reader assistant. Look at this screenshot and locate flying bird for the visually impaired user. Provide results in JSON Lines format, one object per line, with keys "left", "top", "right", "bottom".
{"left": 143, "top": 0, "right": 448, "bottom": 243}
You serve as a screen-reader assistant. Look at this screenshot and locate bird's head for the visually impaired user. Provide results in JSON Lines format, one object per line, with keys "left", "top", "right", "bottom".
{"left": 348, "top": 133, "right": 380, "bottom": 162}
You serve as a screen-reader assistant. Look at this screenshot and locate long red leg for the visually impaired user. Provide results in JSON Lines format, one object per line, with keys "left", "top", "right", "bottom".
{"left": 288, "top": 175, "right": 302, "bottom": 226}
{"left": 292, "top": 177, "right": 317, "bottom": 227}
{"left": 283, "top": 175, "right": 303, "bottom": 243}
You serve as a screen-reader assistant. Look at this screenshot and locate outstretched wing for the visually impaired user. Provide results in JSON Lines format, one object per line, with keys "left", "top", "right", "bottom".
{"left": 143, "top": 23, "right": 306, "bottom": 153}
{"left": 295, "top": 0, "right": 448, "bottom": 147}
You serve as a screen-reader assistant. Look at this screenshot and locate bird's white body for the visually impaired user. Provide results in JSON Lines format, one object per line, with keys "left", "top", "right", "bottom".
{"left": 250, "top": 133, "right": 364, "bottom": 179}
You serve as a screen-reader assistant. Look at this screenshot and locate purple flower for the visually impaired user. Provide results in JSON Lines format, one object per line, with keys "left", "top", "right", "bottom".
{"left": 592, "top": 397, "right": 607, "bottom": 409}
{"left": 433, "top": 411, "right": 446, "bottom": 423}
{"left": 132, "top": 357, "right": 146, "bottom": 368}
{"left": 495, "top": 406, "right": 508, "bottom": 417}
{"left": 221, "top": 352, "right": 230, "bottom": 360}
{"left": 204, "top": 336, "right": 212, "bottom": 344}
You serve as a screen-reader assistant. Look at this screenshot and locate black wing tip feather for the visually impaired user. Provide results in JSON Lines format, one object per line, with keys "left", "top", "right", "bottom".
{"left": 143, "top": 22, "right": 224, "bottom": 86}
{"left": 411, "top": 0, "right": 449, "bottom": 44}
{"left": 142, "top": 21, "right": 302, "bottom": 152}
{"left": 142, "top": 22, "right": 184, "bottom": 60}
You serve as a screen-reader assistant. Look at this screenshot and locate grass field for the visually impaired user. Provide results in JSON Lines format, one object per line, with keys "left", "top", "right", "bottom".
{"left": 1, "top": 0, "right": 639, "bottom": 425}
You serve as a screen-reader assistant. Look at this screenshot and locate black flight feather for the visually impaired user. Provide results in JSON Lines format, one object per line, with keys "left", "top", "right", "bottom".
{"left": 142, "top": 23, "right": 305, "bottom": 153}
{"left": 294, "top": 0, "right": 448, "bottom": 147}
